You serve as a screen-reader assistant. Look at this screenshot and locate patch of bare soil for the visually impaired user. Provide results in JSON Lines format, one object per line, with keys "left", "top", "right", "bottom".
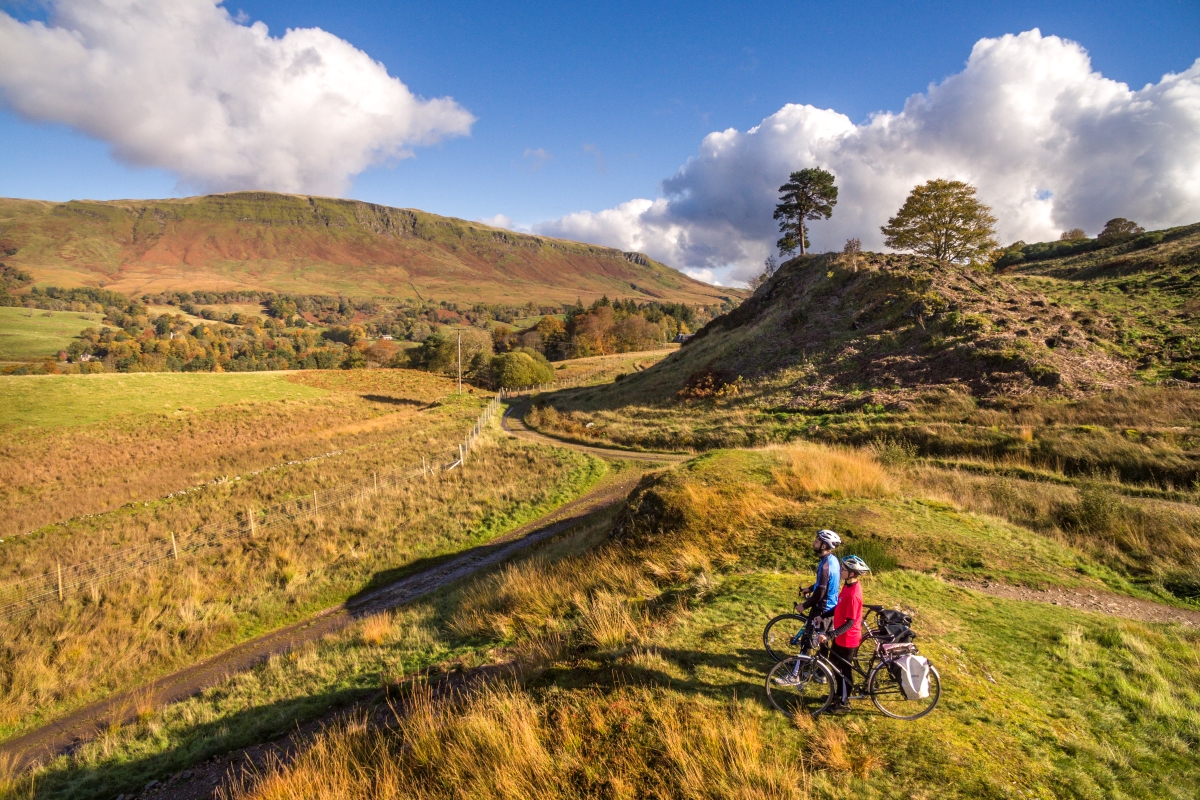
{"left": 952, "top": 580, "right": 1200, "bottom": 627}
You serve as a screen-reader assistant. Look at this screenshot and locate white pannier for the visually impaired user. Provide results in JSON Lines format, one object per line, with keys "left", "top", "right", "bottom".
{"left": 893, "top": 654, "right": 931, "bottom": 700}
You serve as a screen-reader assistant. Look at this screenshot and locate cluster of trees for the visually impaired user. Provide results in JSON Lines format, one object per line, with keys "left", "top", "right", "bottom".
{"left": 491, "top": 297, "right": 702, "bottom": 361}
{"left": 762, "top": 168, "right": 1157, "bottom": 283}
{"left": 402, "top": 328, "right": 553, "bottom": 389}
{"left": 994, "top": 218, "right": 1157, "bottom": 269}
{"left": 0, "top": 263, "right": 33, "bottom": 306}
{"left": 62, "top": 311, "right": 376, "bottom": 373}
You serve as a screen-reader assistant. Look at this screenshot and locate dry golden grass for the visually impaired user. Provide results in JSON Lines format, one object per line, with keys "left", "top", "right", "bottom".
{"left": 769, "top": 443, "right": 892, "bottom": 501}
{"left": 0, "top": 434, "right": 601, "bottom": 739}
{"left": 222, "top": 445, "right": 907, "bottom": 800}
{"left": 228, "top": 683, "right": 810, "bottom": 800}
{"left": 906, "top": 464, "right": 1200, "bottom": 576}
{"left": 357, "top": 612, "right": 395, "bottom": 647}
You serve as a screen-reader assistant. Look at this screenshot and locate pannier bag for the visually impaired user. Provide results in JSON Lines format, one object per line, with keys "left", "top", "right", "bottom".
{"left": 892, "top": 654, "right": 931, "bottom": 700}
{"left": 875, "top": 609, "right": 915, "bottom": 644}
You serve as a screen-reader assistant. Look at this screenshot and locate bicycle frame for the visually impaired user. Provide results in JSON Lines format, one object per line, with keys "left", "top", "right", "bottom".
{"left": 793, "top": 608, "right": 886, "bottom": 700}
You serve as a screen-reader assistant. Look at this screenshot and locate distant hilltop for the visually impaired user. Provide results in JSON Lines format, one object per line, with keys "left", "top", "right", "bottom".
{"left": 0, "top": 192, "right": 740, "bottom": 306}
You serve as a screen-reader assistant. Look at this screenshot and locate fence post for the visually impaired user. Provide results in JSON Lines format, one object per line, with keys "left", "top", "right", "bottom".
{"left": 314, "top": 489, "right": 318, "bottom": 509}
{"left": 459, "top": 443, "right": 464, "bottom": 465}
{"left": 170, "top": 532, "right": 179, "bottom": 561}
{"left": 422, "top": 456, "right": 427, "bottom": 478}
{"left": 374, "top": 472, "right": 378, "bottom": 494}
{"left": 248, "top": 508, "right": 256, "bottom": 536}
{"left": 57, "top": 561, "right": 64, "bottom": 603}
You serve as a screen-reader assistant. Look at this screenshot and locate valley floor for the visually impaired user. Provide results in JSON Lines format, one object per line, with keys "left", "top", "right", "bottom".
{"left": 6, "top": 408, "right": 1198, "bottom": 800}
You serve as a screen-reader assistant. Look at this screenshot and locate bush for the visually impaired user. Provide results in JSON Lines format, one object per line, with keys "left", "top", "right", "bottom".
{"left": 490, "top": 350, "right": 554, "bottom": 388}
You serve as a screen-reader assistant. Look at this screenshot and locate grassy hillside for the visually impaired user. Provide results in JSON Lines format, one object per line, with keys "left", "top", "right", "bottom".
{"left": 21, "top": 443, "right": 1199, "bottom": 799}
{"left": 0, "top": 193, "right": 737, "bottom": 306}
{"left": 1002, "top": 222, "right": 1200, "bottom": 384}
{"left": 529, "top": 232, "right": 1200, "bottom": 489}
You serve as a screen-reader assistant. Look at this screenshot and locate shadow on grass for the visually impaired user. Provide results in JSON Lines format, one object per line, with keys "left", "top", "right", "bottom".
{"left": 360, "top": 393, "right": 429, "bottom": 408}
{"left": 34, "top": 685, "right": 376, "bottom": 800}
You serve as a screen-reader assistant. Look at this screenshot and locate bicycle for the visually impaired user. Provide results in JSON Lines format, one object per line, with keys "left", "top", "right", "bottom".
{"left": 764, "top": 604, "right": 941, "bottom": 720}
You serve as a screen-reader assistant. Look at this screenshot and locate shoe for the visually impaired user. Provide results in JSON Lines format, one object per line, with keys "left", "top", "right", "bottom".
{"left": 829, "top": 703, "right": 851, "bottom": 715}
{"left": 772, "top": 672, "right": 804, "bottom": 687}
{"left": 813, "top": 672, "right": 828, "bottom": 685}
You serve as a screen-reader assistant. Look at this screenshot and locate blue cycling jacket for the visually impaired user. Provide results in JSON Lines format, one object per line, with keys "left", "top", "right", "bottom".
{"left": 808, "top": 553, "right": 841, "bottom": 613}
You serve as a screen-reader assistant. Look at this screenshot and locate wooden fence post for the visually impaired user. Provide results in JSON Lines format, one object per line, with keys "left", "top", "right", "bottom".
{"left": 57, "top": 561, "right": 64, "bottom": 603}
{"left": 374, "top": 472, "right": 378, "bottom": 494}
{"left": 248, "top": 508, "right": 256, "bottom": 536}
{"left": 170, "top": 532, "right": 179, "bottom": 561}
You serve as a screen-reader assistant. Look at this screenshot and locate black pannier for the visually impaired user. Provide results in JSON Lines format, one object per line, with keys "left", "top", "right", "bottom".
{"left": 874, "top": 609, "right": 915, "bottom": 643}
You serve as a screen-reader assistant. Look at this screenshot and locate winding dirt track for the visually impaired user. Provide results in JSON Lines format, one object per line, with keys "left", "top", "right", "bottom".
{"left": 1, "top": 405, "right": 685, "bottom": 771}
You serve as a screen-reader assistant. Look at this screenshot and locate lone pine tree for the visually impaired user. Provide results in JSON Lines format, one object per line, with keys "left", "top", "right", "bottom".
{"left": 774, "top": 168, "right": 838, "bottom": 256}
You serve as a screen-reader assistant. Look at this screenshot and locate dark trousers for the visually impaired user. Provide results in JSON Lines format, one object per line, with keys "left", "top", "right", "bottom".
{"left": 829, "top": 642, "right": 859, "bottom": 703}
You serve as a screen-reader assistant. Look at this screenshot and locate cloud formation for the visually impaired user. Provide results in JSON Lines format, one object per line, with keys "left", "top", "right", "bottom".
{"left": 537, "top": 30, "right": 1200, "bottom": 285}
{"left": 0, "top": 0, "right": 475, "bottom": 195}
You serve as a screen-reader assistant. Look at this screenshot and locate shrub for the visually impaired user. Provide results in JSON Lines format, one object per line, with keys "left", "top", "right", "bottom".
{"left": 676, "top": 367, "right": 743, "bottom": 401}
{"left": 490, "top": 350, "right": 554, "bottom": 388}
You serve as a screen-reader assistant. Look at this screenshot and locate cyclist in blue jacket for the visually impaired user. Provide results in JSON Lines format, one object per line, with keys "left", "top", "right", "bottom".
{"left": 796, "top": 529, "right": 842, "bottom": 658}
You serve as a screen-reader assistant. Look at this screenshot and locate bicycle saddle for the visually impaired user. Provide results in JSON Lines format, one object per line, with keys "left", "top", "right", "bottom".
{"left": 865, "top": 604, "right": 884, "bottom": 612}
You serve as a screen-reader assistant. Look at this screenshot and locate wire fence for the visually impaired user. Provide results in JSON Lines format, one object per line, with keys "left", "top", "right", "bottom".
{"left": 0, "top": 392, "right": 505, "bottom": 620}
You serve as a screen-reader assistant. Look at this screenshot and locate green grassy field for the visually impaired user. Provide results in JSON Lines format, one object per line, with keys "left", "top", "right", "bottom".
{"left": 0, "top": 371, "right": 327, "bottom": 428}
{"left": 0, "top": 306, "right": 102, "bottom": 362}
{"left": 19, "top": 444, "right": 1199, "bottom": 799}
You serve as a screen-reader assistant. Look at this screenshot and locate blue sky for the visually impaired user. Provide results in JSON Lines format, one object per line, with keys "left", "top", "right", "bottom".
{"left": 1, "top": 1, "right": 1198, "bottom": 282}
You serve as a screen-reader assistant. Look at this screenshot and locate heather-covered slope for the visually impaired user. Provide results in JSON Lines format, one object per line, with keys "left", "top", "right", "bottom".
{"left": 0, "top": 193, "right": 738, "bottom": 306}
{"left": 595, "top": 251, "right": 1136, "bottom": 410}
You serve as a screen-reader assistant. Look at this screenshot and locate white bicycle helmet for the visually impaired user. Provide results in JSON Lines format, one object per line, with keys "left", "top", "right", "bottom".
{"left": 841, "top": 555, "right": 871, "bottom": 574}
{"left": 815, "top": 529, "right": 842, "bottom": 548}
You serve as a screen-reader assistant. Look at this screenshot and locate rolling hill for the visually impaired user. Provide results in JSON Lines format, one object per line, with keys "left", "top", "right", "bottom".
{"left": 559, "top": 221, "right": 1200, "bottom": 411}
{"left": 0, "top": 193, "right": 738, "bottom": 306}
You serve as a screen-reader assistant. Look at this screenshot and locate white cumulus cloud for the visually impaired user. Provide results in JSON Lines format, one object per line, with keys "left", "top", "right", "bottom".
{"left": 0, "top": 0, "right": 475, "bottom": 195}
{"left": 536, "top": 30, "right": 1200, "bottom": 285}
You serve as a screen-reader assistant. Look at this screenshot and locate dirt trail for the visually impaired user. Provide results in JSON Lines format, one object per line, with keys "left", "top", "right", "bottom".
{"left": 953, "top": 580, "right": 1200, "bottom": 627}
{"left": 1, "top": 415, "right": 683, "bottom": 773}
{"left": 500, "top": 403, "right": 692, "bottom": 463}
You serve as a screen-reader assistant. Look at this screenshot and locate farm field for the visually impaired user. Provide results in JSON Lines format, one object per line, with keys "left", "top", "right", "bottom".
{"left": 0, "top": 306, "right": 102, "bottom": 362}
{"left": 19, "top": 444, "right": 1200, "bottom": 799}
{"left": 0, "top": 370, "right": 327, "bottom": 428}
{"left": 0, "top": 371, "right": 443, "bottom": 537}
{"left": 0, "top": 368, "right": 607, "bottom": 743}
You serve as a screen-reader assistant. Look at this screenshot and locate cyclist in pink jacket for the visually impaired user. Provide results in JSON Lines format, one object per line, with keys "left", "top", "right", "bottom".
{"left": 814, "top": 555, "right": 870, "bottom": 714}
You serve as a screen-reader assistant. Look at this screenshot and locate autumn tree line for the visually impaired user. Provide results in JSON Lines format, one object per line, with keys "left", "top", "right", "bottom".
{"left": 2, "top": 277, "right": 722, "bottom": 386}
{"left": 402, "top": 297, "right": 707, "bottom": 388}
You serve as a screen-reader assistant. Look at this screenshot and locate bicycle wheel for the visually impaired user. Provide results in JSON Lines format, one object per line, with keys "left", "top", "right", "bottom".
{"left": 867, "top": 662, "right": 941, "bottom": 720}
{"left": 766, "top": 656, "right": 836, "bottom": 719}
{"left": 763, "top": 613, "right": 808, "bottom": 662}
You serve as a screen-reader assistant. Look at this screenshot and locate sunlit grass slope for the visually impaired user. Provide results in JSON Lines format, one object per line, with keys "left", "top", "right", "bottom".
{"left": 0, "top": 371, "right": 455, "bottom": 537}
{"left": 17, "top": 444, "right": 1198, "bottom": 798}
{"left": 0, "top": 370, "right": 326, "bottom": 428}
{"left": 196, "top": 444, "right": 1200, "bottom": 800}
